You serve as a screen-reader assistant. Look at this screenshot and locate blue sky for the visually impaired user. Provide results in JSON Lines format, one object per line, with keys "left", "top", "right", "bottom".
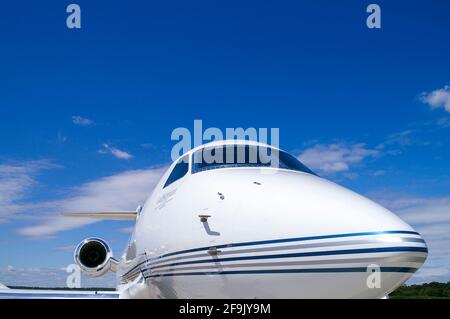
{"left": 1, "top": 0, "right": 450, "bottom": 287}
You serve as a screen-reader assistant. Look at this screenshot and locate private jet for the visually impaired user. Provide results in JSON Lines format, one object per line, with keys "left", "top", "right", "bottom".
{"left": 0, "top": 140, "right": 427, "bottom": 298}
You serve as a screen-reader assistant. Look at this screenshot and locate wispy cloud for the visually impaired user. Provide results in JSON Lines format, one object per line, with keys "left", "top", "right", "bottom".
{"left": 436, "top": 117, "right": 450, "bottom": 128}
{"left": 380, "top": 129, "right": 415, "bottom": 148}
{"left": 71, "top": 116, "right": 94, "bottom": 126}
{"left": 99, "top": 144, "right": 133, "bottom": 160}
{"left": 298, "top": 143, "right": 379, "bottom": 175}
{"left": 140, "top": 143, "right": 156, "bottom": 149}
{"left": 0, "top": 266, "right": 115, "bottom": 288}
{"left": 53, "top": 245, "right": 77, "bottom": 252}
{"left": 57, "top": 131, "right": 67, "bottom": 143}
{"left": 371, "top": 170, "right": 386, "bottom": 177}
{"left": 420, "top": 85, "right": 450, "bottom": 113}
{"left": 17, "top": 166, "right": 166, "bottom": 238}
{"left": 0, "top": 160, "right": 59, "bottom": 223}
{"left": 369, "top": 193, "right": 450, "bottom": 283}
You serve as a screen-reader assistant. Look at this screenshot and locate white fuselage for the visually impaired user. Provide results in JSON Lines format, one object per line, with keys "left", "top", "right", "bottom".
{"left": 116, "top": 143, "right": 427, "bottom": 299}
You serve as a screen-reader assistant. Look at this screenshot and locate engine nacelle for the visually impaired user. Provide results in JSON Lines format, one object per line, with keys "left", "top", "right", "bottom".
{"left": 74, "top": 238, "right": 118, "bottom": 277}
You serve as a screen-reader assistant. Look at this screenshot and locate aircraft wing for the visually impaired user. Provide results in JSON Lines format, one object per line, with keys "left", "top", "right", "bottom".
{"left": 63, "top": 211, "right": 137, "bottom": 220}
{"left": 2, "top": 209, "right": 139, "bottom": 298}
{"left": 0, "top": 285, "right": 119, "bottom": 299}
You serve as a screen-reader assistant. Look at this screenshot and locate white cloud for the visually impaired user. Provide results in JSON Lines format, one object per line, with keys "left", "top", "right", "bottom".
{"left": 420, "top": 85, "right": 450, "bottom": 113}
{"left": 412, "top": 264, "right": 450, "bottom": 284}
{"left": 369, "top": 193, "right": 450, "bottom": 283}
{"left": 0, "top": 266, "right": 115, "bottom": 288}
{"left": 395, "top": 198, "right": 450, "bottom": 225}
{"left": 71, "top": 116, "right": 94, "bottom": 126}
{"left": 0, "top": 160, "right": 59, "bottom": 223}
{"left": 298, "top": 143, "right": 379, "bottom": 174}
{"left": 17, "top": 166, "right": 167, "bottom": 238}
{"left": 99, "top": 144, "right": 134, "bottom": 160}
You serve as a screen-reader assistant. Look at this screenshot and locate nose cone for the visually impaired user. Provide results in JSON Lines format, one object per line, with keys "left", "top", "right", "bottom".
{"left": 270, "top": 171, "right": 429, "bottom": 296}
{"left": 218, "top": 169, "right": 428, "bottom": 297}
{"left": 233, "top": 169, "right": 419, "bottom": 234}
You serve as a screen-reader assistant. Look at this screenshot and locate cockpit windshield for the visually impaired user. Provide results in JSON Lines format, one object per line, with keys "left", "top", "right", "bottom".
{"left": 192, "top": 145, "right": 315, "bottom": 175}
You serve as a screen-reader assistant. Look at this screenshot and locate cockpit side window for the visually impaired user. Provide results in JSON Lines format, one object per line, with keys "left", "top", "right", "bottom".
{"left": 163, "top": 155, "right": 190, "bottom": 188}
{"left": 278, "top": 150, "right": 316, "bottom": 175}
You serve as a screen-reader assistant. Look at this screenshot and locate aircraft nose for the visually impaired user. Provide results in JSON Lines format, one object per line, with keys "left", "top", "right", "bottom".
{"left": 360, "top": 230, "right": 428, "bottom": 297}
{"left": 362, "top": 231, "right": 428, "bottom": 272}
{"left": 298, "top": 174, "right": 429, "bottom": 271}
{"left": 253, "top": 171, "right": 428, "bottom": 295}
{"left": 288, "top": 174, "right": 429, "bottom": 295}
{"left": 295, "top": 176, "right": 430, "bottom": 297}
{"left": 206, "top": 170, "right": 428, "bottom": 298}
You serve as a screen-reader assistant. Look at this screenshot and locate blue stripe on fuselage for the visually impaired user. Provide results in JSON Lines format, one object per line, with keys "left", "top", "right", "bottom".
{"left": 122, "top": 230, "right": 423, "bottom": 277}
